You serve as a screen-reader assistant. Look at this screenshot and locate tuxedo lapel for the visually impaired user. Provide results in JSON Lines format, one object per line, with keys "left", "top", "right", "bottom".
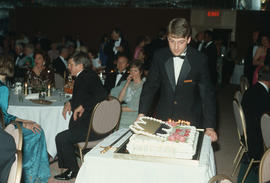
{"left": 177, "top": 55, "right": 191, "bottom": 86}
{"left": 164, "top": 57, "right": 176, "bottom": 92}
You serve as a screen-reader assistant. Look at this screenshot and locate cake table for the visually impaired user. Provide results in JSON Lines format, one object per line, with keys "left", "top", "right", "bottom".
{"left": 75, "top": 128, "right": 216, "bottom": 183}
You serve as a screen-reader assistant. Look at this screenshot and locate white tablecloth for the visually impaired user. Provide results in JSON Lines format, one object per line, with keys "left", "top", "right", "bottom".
{"left": 7, "top": 92, "right": 70, "bottom": 158}
{"left": 231, "top": 64, "right": 244, "bottom": 85}
{"left": 75, "top": 128, "right": 216, "bottom": 183}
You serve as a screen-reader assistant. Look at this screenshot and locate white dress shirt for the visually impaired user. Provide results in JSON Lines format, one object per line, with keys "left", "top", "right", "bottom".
{"left": 173, "top": 57, "right": 184, "bottom": 84}
{"left": 115, "top": 69, "right": 126, "bottom": 87}
{"left": 258, "top": 81, "right": 269, "bottom": 93}
{"left": 113, "top": 37, "right": 122, "bottom": 55}
{"left": 60, "top": 56, "right": 67, "bottom": 68}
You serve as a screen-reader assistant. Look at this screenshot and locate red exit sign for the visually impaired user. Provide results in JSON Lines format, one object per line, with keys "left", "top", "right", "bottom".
{"left": 207, "top": 11, "right": 220, "bottom": 17}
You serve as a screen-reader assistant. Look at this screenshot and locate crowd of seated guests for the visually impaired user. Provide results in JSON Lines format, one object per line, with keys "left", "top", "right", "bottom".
{"left": 0, "top": 26, "right": 235, "bottom": 181}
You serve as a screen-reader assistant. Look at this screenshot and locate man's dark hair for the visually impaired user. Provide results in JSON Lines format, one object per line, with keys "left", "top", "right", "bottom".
{"left": 167, "top": 18, "right": 191, "bottom": 38}
{"left": 116, "top": 53, "right": 129, "bottom": 63}
{"left": 112, "top": 28, "right": 122, "bottom": 37}
{"left": 70, "top": 52, "right": 91, "bottom": 69}
{"left": 258, "top": 66, "right": 270, "bottom": 81}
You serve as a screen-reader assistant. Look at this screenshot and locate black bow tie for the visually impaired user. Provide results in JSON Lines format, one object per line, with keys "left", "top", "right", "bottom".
{"left": 117, "top": 72, "right": 124, "bottom": 75}
{"left": 174, "top": 55, "right": 185, "bottom": 59}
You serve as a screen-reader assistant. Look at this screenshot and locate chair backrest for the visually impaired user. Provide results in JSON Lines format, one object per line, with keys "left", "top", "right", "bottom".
{"left": 54, "top": 73, "right": 64, "bottom": 89}
{"left": 234, "top": 90, "right": 242, "bottom": 104}
{"left": 261, "top": 113, "right": 270, "bottom": 148}
{"left": 208, "top": 174, "right": 233, "bottom": 183}
{"left": 7, "top": 151, "right": 23, "bottom": 183}
{"left": 85, "top": 96, "right": 121, "bottom": 142}
{"left": 232, "top": 99, "right": 248, "bottom": 147}
{"left": 240, "top": 76, "right": 249, "bottom": 95}
{"left": 259, "top": 148, "right": 270, "bottom": 183}
{"left": 5, "top": 122, "right": 23, "bottom": 151}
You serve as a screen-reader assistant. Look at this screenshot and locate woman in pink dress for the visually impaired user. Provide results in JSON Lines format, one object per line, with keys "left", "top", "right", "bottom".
{"left": 252, "top": 34, "right": 270, "bottom": 85}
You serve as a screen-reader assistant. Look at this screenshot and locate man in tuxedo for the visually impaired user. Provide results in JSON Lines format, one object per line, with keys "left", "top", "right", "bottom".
{"left": 13, "top": 43, "right": 26, "bottom": 79}
{"left": 104, "top": 53, "right": 129, "bottom": 93}
{"left": 244, "top": 30, "right": 260, "bottom": 85}
{"left": 138, "top": 18, "right": 217, "bottom": 142}
{"left": 54, "top": 52, "right": 107, "bottom": 180}
{"left": 52, "top": 47, "right": 69, "bottom": 78}
{"left": 241, "top": 66, "right": 270, "bottom": 160}
{"left": 0, "top": 128, "right": 16, "bottom": 183}
{"left": 203, "top": 30, "right": 218, "bottom": 86}
{"left": 104, "top": 28, "right": 130, "bottom": 72}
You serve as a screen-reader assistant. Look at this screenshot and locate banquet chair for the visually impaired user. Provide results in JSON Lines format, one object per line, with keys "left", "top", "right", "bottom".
{"left": 208, "top": 174, "right": 233, "bottom": 183}
{"left": 259, "top": 148, "right": 270, "bottom": 183}
{"left": 76, "top": 96, "right": 121, "bottom": 162}
{"left": 240, "top": 76, "right": 249, "bottom": 95}
{"left": 231, "top": 100, "right": 260, "bottom": 182}
{"left": 232, "top": 99, "right": 247, "bottom": 176}
{"left": 5, "top": 122, "right": 23, "bottom": 183}
{"left": 261, "top": 113, "right": 270, "bottom": 149}
{"left": 234, "top": 90, "right": 242, "bottom": 105}
{"left": 5, "top": 122, "right": 23, "bottom": 151}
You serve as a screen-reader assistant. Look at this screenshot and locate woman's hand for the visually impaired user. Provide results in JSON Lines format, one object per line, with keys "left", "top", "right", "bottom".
{"left": 127, "top": 74, "right": 133, "bottom": 83}
{"left": 23, "top": 121, "right": 41, "bottom": 134}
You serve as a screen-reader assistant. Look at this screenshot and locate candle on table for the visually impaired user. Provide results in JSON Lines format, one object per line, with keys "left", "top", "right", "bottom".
{"left": 24, "top": 83, "right": 27, "bottom": 95}
{"left": 48, "top": 84, "right": 51, "bottom": 97}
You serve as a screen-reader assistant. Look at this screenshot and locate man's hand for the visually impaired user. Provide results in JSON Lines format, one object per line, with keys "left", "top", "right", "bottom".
{"left": 62, "top": 101, "right": 71, "bottom": 120}
{"left": 73, "top": 105, "right": 85, "bottom": 121}
{"left": 136, "top": 113, "right": 145, "bottom": 121}
{"left": 205, "top": 128, "right": 218, "bottom": 142}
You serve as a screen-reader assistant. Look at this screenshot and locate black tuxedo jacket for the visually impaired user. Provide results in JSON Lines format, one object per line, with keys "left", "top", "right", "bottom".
{"left": 69, "top": 69, "right": 108, "bottom": 129}
{"left": 241, "top": 82, "right": 270, "bottom": 159}
{"left": 52, "top": 57, "right": 68, "bottom": 78}
{"left": 139, "top": 46, "right": 216, "bottom": 129}
{"left": 203, "top": 42, "right": 218, "bottom": 85}
{"left": 104, "top": 70, "right": 129, "bottom": 92}
{"left": 104, "top": 38, "right": 130, "bottom": 72}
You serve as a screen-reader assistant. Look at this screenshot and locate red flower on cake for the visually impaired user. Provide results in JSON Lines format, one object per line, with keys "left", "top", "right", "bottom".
{"left": 175, "top": 128, "right": 182, "bottom": 133}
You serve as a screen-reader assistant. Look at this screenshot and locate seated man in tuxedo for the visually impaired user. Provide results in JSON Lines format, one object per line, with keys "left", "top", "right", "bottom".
{"left": 52, "top": 47, "right": 69, "bottom": 78}
{"left": 0, "top": 128, "right": 16, "bottom": 183}
{"left": 13, "top": 43, "right": 26, "bottom": 79}
{"left": 241, "top": 66, "right": 270, "bottom": 160}
{"left": 104, "top": 53, "right": 129, "bottom": 93}
{"left": 138, "top": 18, "right": 217, "bottom": 142}
{"left": 54, "top": 52, "right": 108, "bottom": 180}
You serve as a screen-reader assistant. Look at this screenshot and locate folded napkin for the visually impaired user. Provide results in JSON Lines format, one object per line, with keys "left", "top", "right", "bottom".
{"left": 25, "top": 93, "right": 39, "bottom": 100}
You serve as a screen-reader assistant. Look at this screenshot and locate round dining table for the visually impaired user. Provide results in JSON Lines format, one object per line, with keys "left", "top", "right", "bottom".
{"left": 7, "top": 91, "right": 71, "bottom": 158}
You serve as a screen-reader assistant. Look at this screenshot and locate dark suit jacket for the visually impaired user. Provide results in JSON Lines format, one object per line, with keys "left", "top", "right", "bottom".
{"left": 0, "top": 128, "right": 16, "bottom": 183}
{"left": 104, "top": 70, "right": 129, "bottom": 92}
{"left": 139, "top": 46, "right": 216, "bottom": 129}
{"left": 104, "top": 38, "right": 130, "bottom": 72}
{"left": 241, "top": 82, "right": 270, "bottom": 159}
{"left": 244, "top": 44, "right": 257, "bottom": 85}
{"left": 203, "top": 42, "right": 218, "bottom": 85}
{"left": 69, "top": 69, "right": 108, "bottom": 130}
{"left": 52, "top": 57, "right": 68, "bottom": 78}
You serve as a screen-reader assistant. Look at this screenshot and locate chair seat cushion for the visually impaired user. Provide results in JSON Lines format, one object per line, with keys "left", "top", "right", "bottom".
{"left": 77, "top": 138, "right": 104, "bottom": 149}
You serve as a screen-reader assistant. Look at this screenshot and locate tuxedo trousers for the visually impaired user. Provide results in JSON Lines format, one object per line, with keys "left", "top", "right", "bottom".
{"left": 55, "top": 124, "right": 88, "bottom": 171}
